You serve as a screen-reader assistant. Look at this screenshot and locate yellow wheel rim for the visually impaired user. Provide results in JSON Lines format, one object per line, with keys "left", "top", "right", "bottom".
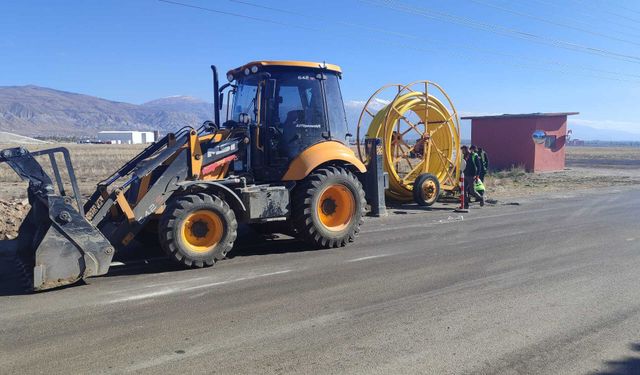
{"left": 421, "top": 179, "right": 438, "bottom": 202}
{"left": 181, "top": 209, "right": 223, "bottom": 253}
{"left": 317, "top": 184, "right": 355, "bottom": 232}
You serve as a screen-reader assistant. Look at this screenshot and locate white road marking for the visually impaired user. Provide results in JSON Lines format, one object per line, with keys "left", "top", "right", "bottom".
{"left": 347, "top": 254, "right": 391, "bottom": 262}
{"left": 105, "top": 269, "right": 292, "bottom": 304}
{"left": 627, "top": 238, "right": 635, "bottom": 241}
{"left": 181, "top": 270, "right": 292, "bottom": 292}
{"left": 109, "top": 257, "right": 165, "bottom": 267}
{"left": 107, "top": 288, "right": 177, "bottom": 303}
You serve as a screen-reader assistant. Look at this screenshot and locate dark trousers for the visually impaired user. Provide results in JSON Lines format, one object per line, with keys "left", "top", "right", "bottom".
{"left": 479, "top": 170, "right": 486, "bottom": 182}
{"left": 464, "top": 175, "right": 483, "bottom": 208}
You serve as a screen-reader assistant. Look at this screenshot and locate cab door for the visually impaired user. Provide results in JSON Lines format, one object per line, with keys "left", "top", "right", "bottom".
{"left": 264, "top": 72, "right": 328, "bottom": 179}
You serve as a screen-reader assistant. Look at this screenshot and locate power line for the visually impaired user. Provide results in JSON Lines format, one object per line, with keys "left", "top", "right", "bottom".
{"left": 226, "top": 0, "right": 416, "bottom": 40}
{"left": 606, "top": 1, "right": 640, "bottom": 16}
{"left": 572, "top": 0, "right": 640, "bottom": 25}
{"left": 361, "top": 0, "right": 640, "bottom": 64}
{"left": 525, "top": 0, "right": 640, "bottom": 36}
{"left": 157, "top": 0, "right": 640, "bottom": 83}
{"left": 466, "top": 0, "right": 640, "bottom": 47}
{"left": 226, "top": 0, "right": 640, "bottom": 80}
{"left": 157, "top": 0, "right": 316, "bottom": 31}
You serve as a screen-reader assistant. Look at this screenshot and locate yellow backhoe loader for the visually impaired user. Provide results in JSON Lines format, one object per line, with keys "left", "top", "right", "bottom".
{"left": 1, "top": 61, "right": 388, "bottom": 291}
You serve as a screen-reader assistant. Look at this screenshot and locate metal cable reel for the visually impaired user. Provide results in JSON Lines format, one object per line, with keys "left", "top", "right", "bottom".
{"left": 356, "top": 80, "right": 461, "bottom": 204}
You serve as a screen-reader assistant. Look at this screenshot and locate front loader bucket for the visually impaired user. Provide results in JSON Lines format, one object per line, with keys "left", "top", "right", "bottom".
{"left": 2, "top": 147, "right": 115, "bottom": 291}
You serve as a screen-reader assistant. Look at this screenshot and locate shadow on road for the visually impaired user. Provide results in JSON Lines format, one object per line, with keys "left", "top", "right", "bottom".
{"left": 0, "top": 225, "right": 339, "bottom": 295}
{"left": 591, "top": 342, "right": 640, "bottom": 375}
{"left": 104, "top": 226, "right": 313, "bottom": 277}
{"left": 0, "top": 240, "right": 30, "bottom": 296}
{"left": 385, "top": 202, "right": 458, "bottom": 215}
{"left": 230, "top": 237, "right": 314, "bottom": 258}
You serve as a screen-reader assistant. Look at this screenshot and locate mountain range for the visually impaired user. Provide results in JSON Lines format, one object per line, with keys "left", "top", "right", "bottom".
{"left": 1, "top": 85, "right": 638, "bottom": 141}
{"left": 0, "top": 85, "right": 214, "bottom": 137}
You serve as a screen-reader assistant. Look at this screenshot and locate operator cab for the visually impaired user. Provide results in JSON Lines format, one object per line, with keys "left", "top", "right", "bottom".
{"left": 223, "top": 61, "right": 350, "bottom": 181}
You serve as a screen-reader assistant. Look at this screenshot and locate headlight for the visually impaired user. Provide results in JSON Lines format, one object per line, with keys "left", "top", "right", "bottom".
{"left": 250, "top": 65, "right": 259, "bottom": 73}
{"left": 226, "top": 73, "right": 234, "bottom": 82}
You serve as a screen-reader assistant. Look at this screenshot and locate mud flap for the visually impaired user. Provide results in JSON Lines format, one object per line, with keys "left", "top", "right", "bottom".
{"left": 3, "top": 147, "right": 115, "bottom": 291}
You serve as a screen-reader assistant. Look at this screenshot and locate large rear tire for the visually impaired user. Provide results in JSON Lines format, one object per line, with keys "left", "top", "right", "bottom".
{"left": 292, "top": 166, "right": 366, "bottom": 248}
{"left": 159, "top": 193, "right": 237, "bottom": 268}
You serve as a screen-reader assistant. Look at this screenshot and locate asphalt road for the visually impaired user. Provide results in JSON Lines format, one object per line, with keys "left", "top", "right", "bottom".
{"left": 1, "top": 186, "right": 639, "bottom": 374}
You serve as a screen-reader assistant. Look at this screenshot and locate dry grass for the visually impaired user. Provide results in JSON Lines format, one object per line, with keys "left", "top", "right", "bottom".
{"left": 483, "top": 146, "right": 640, "bottom": 200}
{"left": 566, "top": 146, "right": 640, "bottom": 160}
{"left": 1, "top": 143, "right": 639, "bottom": 202}
{"left": 0, "top": 143, "right": 146, "bottom": 198}
{"left": 565, "top": 146, "right": 640, "bottom": 169}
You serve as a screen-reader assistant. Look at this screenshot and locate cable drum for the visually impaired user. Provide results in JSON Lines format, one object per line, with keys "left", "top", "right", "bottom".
{"left": 356, "top": 81, "right": 461, "bottom": 202}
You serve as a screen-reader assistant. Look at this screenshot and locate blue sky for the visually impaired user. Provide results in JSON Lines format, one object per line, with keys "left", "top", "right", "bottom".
{"left": 1, "top": 0, "right": 640, "bottom": 137}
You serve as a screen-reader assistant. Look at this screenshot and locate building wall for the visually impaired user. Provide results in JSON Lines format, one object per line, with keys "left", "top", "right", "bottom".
{"left": 532, "top": 116, "right": 567, "bottom": 172}
{"left": 97, "top": 131, "right": 155, "bottom": 144}
{"left": 470, "top": 116, "right": 567, "bottom": 172}
{"left": 470, "top": 117, "right": 536, "bottom": 171}
{"left": 97, "top": 132, "right": 135, "bottom": 144}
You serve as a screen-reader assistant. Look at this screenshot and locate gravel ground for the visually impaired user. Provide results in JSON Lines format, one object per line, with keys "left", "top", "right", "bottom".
{"left": 0, "top": 198, "right": 30, "bottom": 240}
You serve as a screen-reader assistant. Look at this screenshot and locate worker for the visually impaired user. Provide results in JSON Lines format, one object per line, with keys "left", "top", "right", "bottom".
{"left": 461, "top": 145, "right": 484, "bottom": 208}
{"left": 476, "top": 146, "right": 489, "bottom": 181}
{"left": 469, "top": 145, "right": 486, "bottom": 200}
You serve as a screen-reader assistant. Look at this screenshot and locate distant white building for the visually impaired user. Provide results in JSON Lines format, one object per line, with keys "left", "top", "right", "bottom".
{"left": 97, "top": 131, "right": 155, "bottom": 144}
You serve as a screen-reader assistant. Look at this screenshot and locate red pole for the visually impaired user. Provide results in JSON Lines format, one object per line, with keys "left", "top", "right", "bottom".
{"left": 459, "top": 174, "right": 465, "bottom": 209}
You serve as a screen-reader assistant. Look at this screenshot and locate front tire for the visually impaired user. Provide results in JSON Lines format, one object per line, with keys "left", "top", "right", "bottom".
{"left": 159, "top": 193, "right": 237, "bottom": 268}
{"left": 413, "top": 173, "right": 440, "bottom": 206}
{"left": 292, "top": 166, "right": 366, "bottom": 248}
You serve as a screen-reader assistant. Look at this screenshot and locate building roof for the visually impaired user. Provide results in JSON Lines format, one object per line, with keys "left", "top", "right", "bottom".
{"left": 461, "top": 112, "right": 579, "bottom": 120}
{"left": 227, "top": 60, "right": 342, "bottom": 79}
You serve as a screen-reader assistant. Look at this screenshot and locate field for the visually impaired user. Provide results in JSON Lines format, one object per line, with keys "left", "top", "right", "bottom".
{"left": 0, "top": 144, "right": 145, "bottom": 239}
{"left": 0, "top": 143, "right": 146, "bottom": 199}
{"left": 0, "top": 144, "right": 639, "bottom": 239}
{"left": 487, "top": 146, "right": 640, "bottom": 199}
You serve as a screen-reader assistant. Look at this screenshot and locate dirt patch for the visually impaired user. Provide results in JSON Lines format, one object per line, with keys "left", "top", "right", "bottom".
{"left": 0, "top": 198, "right": 30, "bottom": 240}
{"left": 483, "top": 146, "right": 640, "bottom": 201}
{"left": 485, "top": 167, "right": 640, "bottom": 201}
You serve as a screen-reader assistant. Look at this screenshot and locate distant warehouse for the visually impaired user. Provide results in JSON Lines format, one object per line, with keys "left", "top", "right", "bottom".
{"left": 97, "top": 131, "right": 156, "bottom": 144}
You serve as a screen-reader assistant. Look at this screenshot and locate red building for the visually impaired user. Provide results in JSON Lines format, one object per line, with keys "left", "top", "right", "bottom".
{"left": 462, "top": 112, "right": 579, "bottom": 172}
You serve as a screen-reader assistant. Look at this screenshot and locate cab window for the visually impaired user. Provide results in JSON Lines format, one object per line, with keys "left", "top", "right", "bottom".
{"left": 231, "top": 76, "right": 259, "bottom": 123}
{"left": 324, "top": 73, "right": 350, "bottom": 144}
{"left": 269, "top": 72, "right": 327, "bottom": 159}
